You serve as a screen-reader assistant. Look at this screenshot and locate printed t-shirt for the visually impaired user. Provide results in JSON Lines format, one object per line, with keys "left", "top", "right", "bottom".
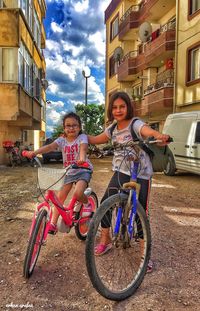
{"left": 105, "top": 119, "right": 153, "bottom": 180}
{"left": 55, "top": 134, "right": 93, "bottom": 175}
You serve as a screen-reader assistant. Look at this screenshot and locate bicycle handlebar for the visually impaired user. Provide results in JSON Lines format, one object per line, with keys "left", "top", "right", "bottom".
{"left": 113, "top": 136, "right": 173, "bottom": 149}
{"left": 21, "top": 150, "right": 91, "bottom": 171}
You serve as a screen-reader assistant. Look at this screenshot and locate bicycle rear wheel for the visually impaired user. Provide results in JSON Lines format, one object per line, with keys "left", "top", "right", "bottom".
{"left": 23, "top": 208, "right": 47, "bottom": 278}
{"left": 75, "top": 192, "right": 98, "bottom": 241}
{"left": 85, "top": 193, "right": 151, "bottom": 301}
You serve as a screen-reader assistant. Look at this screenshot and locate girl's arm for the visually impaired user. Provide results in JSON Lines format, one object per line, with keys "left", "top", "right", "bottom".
{"left": 79, "top": 143, "right": 88, "bottom": 163}
{"left": 88, "top": 133, "right": 109, "bottom": 145}
{"left": 24, "top": 141, "right": 59, "bottom": 158}
{"left": 140, "top": 125, "right": 169, "bottom": 143}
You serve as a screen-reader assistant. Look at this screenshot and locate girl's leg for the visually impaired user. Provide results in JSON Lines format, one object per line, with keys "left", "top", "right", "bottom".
{"left": 73, "top": 180, "right": 88, "bottom": 203}
{"left": 95, "top": 172, "right": 130, "bottom": 255}
{"left": 51, "top": 183, "right": 73, "bottom": 225}
{"left": 101, "top": 171, "right": 130, "bottom": 228}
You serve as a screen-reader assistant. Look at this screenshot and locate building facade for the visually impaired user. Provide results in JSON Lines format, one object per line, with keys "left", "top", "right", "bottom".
{"left": 0, "top": 0, "right": 47, "bottom": 164}
{"left": 104, "top": 0, "right": 200, "bottom": 130}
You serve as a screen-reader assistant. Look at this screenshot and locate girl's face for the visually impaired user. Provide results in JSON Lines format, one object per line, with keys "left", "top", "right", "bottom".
{"left": 64, "top": 117, "right": 81, "bottom": 139}
{"left": 112, "top": 98, "right": 128, "bottom": 122}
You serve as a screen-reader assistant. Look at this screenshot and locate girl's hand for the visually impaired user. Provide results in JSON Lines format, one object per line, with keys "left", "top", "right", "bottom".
{"left": 76, "top": 159, "right": 85, "bottom": 165}
{"left": 22, "top": 150, "right": 36, "bottom": 159}
{"left": 155, "top": 134, "right": 170, "bottom": 146}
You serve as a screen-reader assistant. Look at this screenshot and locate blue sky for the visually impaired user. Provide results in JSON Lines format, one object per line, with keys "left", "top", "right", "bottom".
{"left": 44, "top": 0, "right": 110, "bottom": 135}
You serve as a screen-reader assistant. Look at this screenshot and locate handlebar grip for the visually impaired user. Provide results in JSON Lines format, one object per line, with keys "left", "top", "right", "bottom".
{"left": 22, "top": 150, "right": 29, "bottom": 157}
{"left": 71, "top": 162, "right": 91, "bottom": 170}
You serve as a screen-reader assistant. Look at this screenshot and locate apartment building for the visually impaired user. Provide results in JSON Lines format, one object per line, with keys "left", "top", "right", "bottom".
{"left": 104, "top": 0, "right": 200, "bottom": 130}
{"left": 0, "top": 0, "right": 47, "bottom": 164}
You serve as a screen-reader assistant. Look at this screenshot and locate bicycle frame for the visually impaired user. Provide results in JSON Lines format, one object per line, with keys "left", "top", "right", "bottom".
{"left": 29, "top": 190, "right": 92, "bottom": 242}
{"left": 114, "top": 160, "right": 140, "bottom": 241}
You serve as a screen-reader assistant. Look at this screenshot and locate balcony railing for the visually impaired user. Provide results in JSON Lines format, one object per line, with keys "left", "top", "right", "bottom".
{"left": 118, "top": 0, "right": 176, "bottom": 40}
{"left": 120, "top": 5, "right": 141, "bottom": 23}
{"left": 144, "top": 69, "right": 174, "bottom": 95}
{"left": 117, "top": 50, "right": 145, "bottom": 81}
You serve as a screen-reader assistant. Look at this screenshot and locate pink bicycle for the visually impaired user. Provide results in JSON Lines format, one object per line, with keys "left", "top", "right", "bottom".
{"left": 22, "top": 153, "right": 98, "bottom": 278}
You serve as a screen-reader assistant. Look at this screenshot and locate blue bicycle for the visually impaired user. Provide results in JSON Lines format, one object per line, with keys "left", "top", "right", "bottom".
{"left": 85, "top": 140, "right": 155, "bottom": 300}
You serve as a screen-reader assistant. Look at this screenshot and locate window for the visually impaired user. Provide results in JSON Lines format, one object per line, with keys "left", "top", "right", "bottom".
{"left": 23, "top": 130, "right": 28, "bottom": 142}
{"left": 41, "top": 99, "right": 46, "bottom": 121}
{"left": 109, "top": 56, "right": 118, "bottom": 77}
{"left": 18, "top": 42, "right": 32, "bottom": 93}
{"left": 2, "top": 48, "right": 15, "bottom": 81}
{"left": 187, "top": 43, "right": 200, "bottom": 83}
{"left": 33, "top": 9, "right": 41, "bottom": 50}
{"left": 133, "top": 85, "right": 142, "bottom": 98}
{"left": 189, "top": 0, "right": 200, "bottom": 15}
{"left": 110, "top": 15, "right": 119, "bottom": 41}
{"left": 19, "top": 0, "right": 33, "bottom": 29}
{"left": 33, "top": 63, "right": 41, "bottom": 101}
{"left": 195, "top": 122, "right": 200, "bottom": 143}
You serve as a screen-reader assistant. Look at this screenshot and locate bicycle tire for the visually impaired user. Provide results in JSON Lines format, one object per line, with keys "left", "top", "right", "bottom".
{"left": 23, "top": 208, "right": 47, "bottom": 278}
{"left": 85, "top": 193, "right": 151, "bottom": 301}
{"left": 75, "top": 192, "right": 98, "bottom": 241}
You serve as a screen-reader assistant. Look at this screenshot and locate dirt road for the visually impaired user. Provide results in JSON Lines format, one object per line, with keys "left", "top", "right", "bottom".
{"left": 0, "top": 158, "right": 199, "bottom": 311}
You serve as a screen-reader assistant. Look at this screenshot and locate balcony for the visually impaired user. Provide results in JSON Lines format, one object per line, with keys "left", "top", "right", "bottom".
{"left": 0, "top": 84, "right": 41, "bottom": 129}
{"left": 117, "top": 51, "right": 145, "bottom": 82}
{"left": 144, "top": 28, "right": 176, "bottom": 67}
{"left": 118, "top": 0, "right": 176, "bottom": 41}
{"left": 134, "top": 69, "right": 174, "bottom": 118}
{"left": 118, "top": 5, "right": 141, "bottom": 41}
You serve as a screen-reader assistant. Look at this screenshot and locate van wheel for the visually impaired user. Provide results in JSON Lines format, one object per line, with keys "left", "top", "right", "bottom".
{"left": 164, "top": 155, "right": 176, "bottom": 176}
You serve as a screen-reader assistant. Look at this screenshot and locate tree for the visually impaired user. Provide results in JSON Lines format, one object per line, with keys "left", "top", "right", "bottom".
{"left": 76, "top": 103, "right": 105, "bottom": 135}
{"left": 52, "top": 124, "right": 63, "bottom": 139}
{"left": 51, "top": 103, "right": 105, "bottom": 138}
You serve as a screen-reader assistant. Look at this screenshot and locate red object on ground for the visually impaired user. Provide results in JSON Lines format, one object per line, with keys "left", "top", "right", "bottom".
{"left": 2, "top": 141, "right": 14, "bottom": 148}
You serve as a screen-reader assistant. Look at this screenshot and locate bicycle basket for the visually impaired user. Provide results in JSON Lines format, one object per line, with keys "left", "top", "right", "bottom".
{"left": 37, "top": 167, "right": 66, "bottom": 190}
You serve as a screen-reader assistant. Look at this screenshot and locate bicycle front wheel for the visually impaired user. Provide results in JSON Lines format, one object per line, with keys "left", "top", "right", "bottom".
{"left": 85, "top": 193, "right": 151, "bottom": 301}
{"left": 75, "top": 191, "right": 98, "bottom": 241}
{"left": 23, "top": 208, "right": 47, "bottom": 278}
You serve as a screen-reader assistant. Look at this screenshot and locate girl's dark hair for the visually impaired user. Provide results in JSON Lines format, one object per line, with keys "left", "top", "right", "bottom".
{"left": 62, "top": 112, "right": 82, "bottom": 135}
{"left": 107, "top": 91, "right": 134, "bottom": 121}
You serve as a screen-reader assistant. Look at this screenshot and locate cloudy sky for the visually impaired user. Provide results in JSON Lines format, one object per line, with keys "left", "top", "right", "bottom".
{"left": 44, "top": 0, "right": 110, "bottom": 135}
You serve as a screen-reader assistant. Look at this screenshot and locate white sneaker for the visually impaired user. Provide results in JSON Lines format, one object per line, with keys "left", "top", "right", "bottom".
{"left": 81, "top": 202, "right": 92, "bottom": 217}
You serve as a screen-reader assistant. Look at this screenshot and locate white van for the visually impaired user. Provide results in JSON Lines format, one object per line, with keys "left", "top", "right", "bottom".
{"left": 162, "top": 111, "right": 200, "bottom": 175}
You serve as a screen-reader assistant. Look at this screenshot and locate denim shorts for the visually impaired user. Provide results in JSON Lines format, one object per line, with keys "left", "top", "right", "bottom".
{"left": 64, "top": 169, "right": 92, "bottom": 186}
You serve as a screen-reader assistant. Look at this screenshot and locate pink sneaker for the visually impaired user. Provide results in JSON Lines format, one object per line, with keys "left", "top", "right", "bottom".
{"left": 94, "top": 243, "right": 112, "bottom": 256}
{"left": 48, "top": 223, "right": 57, "bottom": 235}
{"left": 81, "top": 202, "right": 92, "bottom": 217}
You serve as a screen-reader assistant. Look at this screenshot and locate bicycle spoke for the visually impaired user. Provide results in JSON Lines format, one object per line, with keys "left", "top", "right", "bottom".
{"left": 86, "top": 193, "right": 151, "bottom": 300}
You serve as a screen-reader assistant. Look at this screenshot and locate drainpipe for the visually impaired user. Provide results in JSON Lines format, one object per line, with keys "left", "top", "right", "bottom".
{"left": 173, "top": 0, "right": 179, "bottom": 113}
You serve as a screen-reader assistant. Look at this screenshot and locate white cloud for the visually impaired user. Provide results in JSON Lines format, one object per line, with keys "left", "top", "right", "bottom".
{"left": 47, "top": 109, "right": 61, "bottom": 124}
{"left": 51, "top": 21, "right": 63, "bottom": 33}
{"left": 74, "top": 0, "right": 89, "bottom": 13}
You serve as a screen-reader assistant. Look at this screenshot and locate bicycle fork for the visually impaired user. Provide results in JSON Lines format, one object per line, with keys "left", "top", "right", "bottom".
{"left": 113, "top": 190, "right": 137, "bottom": 248}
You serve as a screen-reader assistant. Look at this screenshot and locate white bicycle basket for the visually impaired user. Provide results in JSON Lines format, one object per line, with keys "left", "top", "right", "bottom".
{"left": 37, "top": 167, "right": 66, "bottom": 190}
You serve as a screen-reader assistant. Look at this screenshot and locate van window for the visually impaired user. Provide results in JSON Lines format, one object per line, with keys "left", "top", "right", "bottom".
{"left": 195, "top": 122, "right": 200, "bottom": 143}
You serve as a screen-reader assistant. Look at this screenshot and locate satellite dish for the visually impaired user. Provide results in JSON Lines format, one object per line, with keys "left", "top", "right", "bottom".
{"left": 41, "top": 79, "right": 49, "bottom": 91}
{"left": 138, "top": 22, "right": 152, "bottom": 42}
{"left": 113, "top": 46, "right": 124, "bottom": 62}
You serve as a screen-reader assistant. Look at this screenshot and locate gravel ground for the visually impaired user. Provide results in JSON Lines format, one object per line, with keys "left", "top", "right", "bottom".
{"left": 0, "top": 158, "right": 199, "bottom": 311}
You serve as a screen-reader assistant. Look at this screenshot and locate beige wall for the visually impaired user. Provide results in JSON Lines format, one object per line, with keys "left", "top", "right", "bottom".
{"left": 175, "top": 1, "right": 200, "bottom": 111}
{"left": 0, "top": 10, "right": 19, "bottom": 47}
